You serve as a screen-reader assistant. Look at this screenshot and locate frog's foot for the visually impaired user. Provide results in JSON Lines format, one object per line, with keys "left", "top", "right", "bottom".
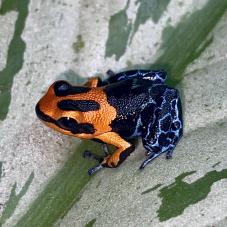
{"left": 88, "top": 144, "right": 135, "bottom": 175}
{"left": 83, "top": 144, "right": 111, "bottom": 175}
{"left": 87, "top": 152, "right": 116, "bottom": 175}
{"left": 139, "top": 151, "right": 162, "bottom": 169}
{"left": 140, "top": 144, "right": 176, "bottom": 169}
{"left": 166, "top": 149, "right": 173, "bottom": 159}
{"left": 87, "top": 154, "right": 113, "bottom": 176}
{"left": 140, "top": 88, "right": 183, "bottom": 169}
{"left": 140, "top": 142, "right": 177, "bottom": 169}
{"left": 88, "top": 164, "right": 104, "bottom": 176}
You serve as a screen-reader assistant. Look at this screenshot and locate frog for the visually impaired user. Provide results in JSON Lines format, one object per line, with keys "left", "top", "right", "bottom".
{"left": 35, "top": 69, "right": 183, "bottom": 175}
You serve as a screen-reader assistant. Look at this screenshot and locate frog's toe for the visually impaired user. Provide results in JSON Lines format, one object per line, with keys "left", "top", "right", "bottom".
{"left": 139, "top": 152, "right": 160, "bottom": 169}
{"left": 83, "top": 149, "right": 110, "bottom": 175}
{"left": 106, "top": 69, "right": 115, "bottom": 77}
{"left": 101, "top": 144, "right": 110, "bottom": 156}
{"left": 88, "top": 164, "right": 103, "bottom": 176}
{"left": 166, "top": 149, "right": 173, "bottom": 159}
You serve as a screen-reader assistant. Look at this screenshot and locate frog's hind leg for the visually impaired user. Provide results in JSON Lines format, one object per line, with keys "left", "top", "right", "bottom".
{"left": 140, "top": 88, "right": 183, "bottom": 169}
{"left": 105, "top": 69, "right": 167, "bottom": 84}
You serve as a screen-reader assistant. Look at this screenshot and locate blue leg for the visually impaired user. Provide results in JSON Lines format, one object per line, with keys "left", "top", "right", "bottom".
{"left": 104, "top": 69, "right": 167, "bottom": 84}
{"left": 140, "top": 88, "right": 183, "bottom": 169}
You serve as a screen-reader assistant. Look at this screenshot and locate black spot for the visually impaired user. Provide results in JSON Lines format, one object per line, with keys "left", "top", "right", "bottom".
{"left": 54, "top": 81, "right": 91, "bottom": 96}
{"left": 160, "top": 115, "right": 172, "bottom": 132}
{"left": 57, "top": 117, "right": 95, "bottom": 134}
{"left": 158, "top": 133, "right": 169, "bottom": 147}
{"left": 35, "top": 104, "right": 55, "bottom": 123}
{"left": 171, "top": 110, "right": 175, "bottom": 118}
{"left": 58, "top": 100, "right": 100, "bottom": 112}
{"left": 141, "top": 103, "right": 156, "bottom": 126}
{"left": 154, "top": 79, "right": 162, "bottom": 84}
{"left": 168, "top": 132, "right": 176, "bottom": 140}
{"left": 150, "top": 85, "right": 166, "bottom": 96}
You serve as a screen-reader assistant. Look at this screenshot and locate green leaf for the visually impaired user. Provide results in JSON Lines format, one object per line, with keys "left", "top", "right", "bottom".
{"left": 11, "top": 0, "right": 227, "bottom": 226}
{"left": 16, "top": 141, "right": 100, "bottom": 227}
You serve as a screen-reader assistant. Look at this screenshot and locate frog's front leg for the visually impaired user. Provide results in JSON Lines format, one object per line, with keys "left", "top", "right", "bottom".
{"left": 83, "top": 77, "right": 102, "bottom": 87}
{"left": 87, "top": 132, "right": 135, "bottom": 175}
{"left": 140, "top": 88, "right": 183, "bottom": 169}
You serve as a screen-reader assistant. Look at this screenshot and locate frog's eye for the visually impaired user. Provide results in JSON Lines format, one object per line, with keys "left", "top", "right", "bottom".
{"left": 54, "top": 81, "right": 72, "bottom": 96}
{"left": 54, "top": 80, "right": 91, "bottom": 96}
{"left": 57, "top": 117, "right": 77, "bottom": 131}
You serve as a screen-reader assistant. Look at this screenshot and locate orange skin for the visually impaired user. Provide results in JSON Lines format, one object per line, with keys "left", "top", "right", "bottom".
{"left": 37, "top": 78, "right": 132, "bottom": 167}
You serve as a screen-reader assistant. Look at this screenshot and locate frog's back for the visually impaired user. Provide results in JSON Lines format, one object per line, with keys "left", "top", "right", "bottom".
{"left": 103, "top": 78, "right": 163, "bottom": 138}
{"left": 104, "top": 79, "right": 150, "bottom": 114}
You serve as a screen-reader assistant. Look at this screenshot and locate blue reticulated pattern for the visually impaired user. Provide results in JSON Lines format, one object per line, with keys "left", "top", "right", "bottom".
{"left": 104, "top": 69, "right": 183, "bottom": 169}
{"left": 140, "top": 87, "right": 183, "bottom": 169}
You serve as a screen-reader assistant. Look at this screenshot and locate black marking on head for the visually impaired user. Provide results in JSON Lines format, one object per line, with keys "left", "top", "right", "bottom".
{"left": 35, "top": 104, "right": 55, "bottom": 123}
{"left": 57, "top": 117, "right": 95, "bottom": 134}
{"left": 79, "top": 123, "right": 95, "bottom": 134}
{"left": 35, "top": 103, "right": 95, "bottom": 134}
{"left": 54, "top": 81, "right": 91, "bottom": 96}
{"left": 57, "top": 100, "right": 100, "bottom": 112}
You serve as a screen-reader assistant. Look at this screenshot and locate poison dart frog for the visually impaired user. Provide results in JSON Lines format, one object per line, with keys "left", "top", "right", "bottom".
{"left": 35, "top": 70, "right": 183, "bottom": 175}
